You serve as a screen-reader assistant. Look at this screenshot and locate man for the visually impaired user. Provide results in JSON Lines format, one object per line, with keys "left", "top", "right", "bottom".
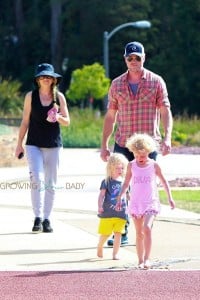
{"left": 100, "top": 41, "right": 173, "bottom": 246}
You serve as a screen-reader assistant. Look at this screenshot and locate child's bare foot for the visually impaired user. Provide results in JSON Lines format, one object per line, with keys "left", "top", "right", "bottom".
{"left": 144, "top": 260, "right": 151, "bottom": 269}
{"left": 97, "top": 247, "right": 103, "bottom": 258}
{"left": 113, "top": 255, "right": 120, "bottom": 260}
{"left": 138, "top": 262, "right": 144, "bottom": 269}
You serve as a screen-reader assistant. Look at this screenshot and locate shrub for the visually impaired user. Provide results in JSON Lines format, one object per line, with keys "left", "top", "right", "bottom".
{"left": 0, "top": 77, "right": 23, "bottom": 117}
{"left": 61, "top": 108, "right": 104, "bottom": 148}
{"left": 61, "top": 110, "right": 200, "bottom": 148}
{"left": 172, "top": 115, "right": 200, "bottom": 146}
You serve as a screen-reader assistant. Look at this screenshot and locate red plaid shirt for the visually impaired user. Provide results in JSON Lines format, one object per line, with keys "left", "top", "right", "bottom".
{"left": 108, "top": 68, "right": 170, "bottom": 147}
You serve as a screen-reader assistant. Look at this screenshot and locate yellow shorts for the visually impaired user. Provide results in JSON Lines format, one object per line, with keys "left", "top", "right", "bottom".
{"left": 98, "top": 218, "right": 126, "bottom": 235}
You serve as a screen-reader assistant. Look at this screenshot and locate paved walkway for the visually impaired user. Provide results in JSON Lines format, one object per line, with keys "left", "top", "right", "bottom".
{"left": 0, "top": 149, "right": 199, "bottom": 271}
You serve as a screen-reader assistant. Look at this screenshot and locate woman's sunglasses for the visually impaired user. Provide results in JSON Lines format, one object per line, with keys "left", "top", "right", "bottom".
{"left": 39, "top": 75, "right": 54, "bottom": 80}
{"left": 126, "top": 56, "right": 141, "bottom": 62}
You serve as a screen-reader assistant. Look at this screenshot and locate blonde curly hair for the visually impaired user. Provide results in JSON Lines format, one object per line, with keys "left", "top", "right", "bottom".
{"left": 126, "top": 133, "right": 157, "bottom": 155}
{"left": 106, "top": 153, "right": 128, "bottom": 181}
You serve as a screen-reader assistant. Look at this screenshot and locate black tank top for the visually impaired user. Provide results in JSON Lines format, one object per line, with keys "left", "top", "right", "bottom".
{"left": 26, "top": 89, "right": 62, "bottom": 148}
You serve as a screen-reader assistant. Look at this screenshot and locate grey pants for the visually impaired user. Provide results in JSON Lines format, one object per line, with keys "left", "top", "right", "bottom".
{"left": 26, "top": 145, "right": 61, "bottom": 220}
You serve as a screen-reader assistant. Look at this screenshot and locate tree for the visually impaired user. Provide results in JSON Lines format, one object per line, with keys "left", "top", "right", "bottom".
{"left": 0, "top": 0, "right": 200, "bottom": 115}
{"left": 66, "top": 63, "right": 110, "bottom": 108}
{"left": 50, "top": 0, "right": 62, "bottom": 71}
{"left": 0, "top": 78, "right": 23, "bottom": 117}
{"left": 15, "top": 0, "right": 26, "bottom": 70}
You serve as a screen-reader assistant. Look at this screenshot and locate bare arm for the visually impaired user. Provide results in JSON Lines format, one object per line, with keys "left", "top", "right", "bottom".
{"left": 155, "top": 162, "right": 175, "bottom": 209}
{"left": 120, "top": 163, "right": 132, "bottom": 197}
{"left": 100, "top": 109, "right": 117, "bottom": 161}
{"left": 160, "top": 106, "right": 173, "bottom": 156}
{"left": 57, "top": 92, "right": 70, "bottom": 127}
{"left": 98, "top": 189, "right": 106, "bottom": 213}
{"left": 115, "top": 163, "right": 132, "bottom": 211}
{"left": 15, "top": 91, "right": 32, "bottom": 158}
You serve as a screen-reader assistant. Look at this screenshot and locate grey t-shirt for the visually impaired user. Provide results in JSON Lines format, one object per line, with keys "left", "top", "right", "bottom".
{"left": 98, "top": 178, "right": 128, "bottom": 220}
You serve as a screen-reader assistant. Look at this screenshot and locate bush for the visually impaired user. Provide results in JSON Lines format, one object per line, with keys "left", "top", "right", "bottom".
{"left": 61, "top": 110, "right": 200, "bottom": 148}
{"left": 172, "top": 115, "right": 200, "bottom": 146}
{"left": 61, "top": 108, "right": 104, "bottom": 148}
{"left": 0, "top": 77, "right": 23, "bottom": 117}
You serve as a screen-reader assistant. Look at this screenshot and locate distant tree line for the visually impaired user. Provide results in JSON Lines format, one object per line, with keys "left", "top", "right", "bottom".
{"left": 0, "top": 0, "right": 200, "bottom": 115}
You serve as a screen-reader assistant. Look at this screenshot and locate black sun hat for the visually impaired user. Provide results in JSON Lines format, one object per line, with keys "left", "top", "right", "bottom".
{"left": 34, "top": 63, "right": 62, "bottom": 85}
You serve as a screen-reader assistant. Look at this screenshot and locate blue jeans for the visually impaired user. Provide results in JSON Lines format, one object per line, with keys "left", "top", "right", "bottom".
{"left": 26, "top": 145, "right": 61, "bottom": 220}
{"left": 114, "top": 143, "right": 158, "bottom": 238}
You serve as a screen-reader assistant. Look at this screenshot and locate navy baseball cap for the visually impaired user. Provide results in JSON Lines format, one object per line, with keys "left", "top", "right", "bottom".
{"left": 124, "top": 41, "right": 145, "bottom": 57}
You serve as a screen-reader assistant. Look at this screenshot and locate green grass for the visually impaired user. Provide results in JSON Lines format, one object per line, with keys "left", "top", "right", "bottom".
{"left": 172, "top": 115, "right": 200, "bottom": 146}
{"left": 3, "top": 110, "right": 198, "bottom": 149}
{"left": 61, "top": 108, "right": 105, "bottom": 148}
{"left": 1, "top": 110, "right": 200, "bottom": 147}
{"left": 159, "top": 189, "right": 200, "bottom": 214}
{"left": 61, "top": 109, "right": 200, "bottom": 148}
{"left": 0, "top": 124, "right": 13, "bottom": 135}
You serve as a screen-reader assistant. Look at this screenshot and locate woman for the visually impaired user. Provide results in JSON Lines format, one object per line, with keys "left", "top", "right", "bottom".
{"left": 15, "top": 63, "right": 70, "bottom": 233}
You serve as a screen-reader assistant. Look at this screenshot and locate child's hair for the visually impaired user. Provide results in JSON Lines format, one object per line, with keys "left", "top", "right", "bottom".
{"left": 126, "top": 133, "right": 157, "bottom": 154}
{"left": 106, "top": 153, "right": 128, "bottom": 181}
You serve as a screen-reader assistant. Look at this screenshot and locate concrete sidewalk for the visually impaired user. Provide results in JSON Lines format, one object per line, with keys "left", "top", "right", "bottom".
{"left": 0, "top": 149, "right": 199, "bottom": 272}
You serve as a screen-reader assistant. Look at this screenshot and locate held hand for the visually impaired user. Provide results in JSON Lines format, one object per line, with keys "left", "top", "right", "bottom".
{"left": 15, "top": 146, "right": 24, "bottom": 159}
{"left": 46, "top": 107, "right": 58, "bottom": 123}
{"left": 115, "top": 200, "right": 122, "bottom": 211}
{"left": 126, "top": 191, "right": 130, "bottom": 201}
{"left": 100, "top": 148, "right": 111, "bottom": 162}
{"left": 98, "top": 206, "right": 104, "bottom": 213}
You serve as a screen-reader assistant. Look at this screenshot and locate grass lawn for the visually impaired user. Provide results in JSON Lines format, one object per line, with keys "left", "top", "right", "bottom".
{"left": 0, "top": 124, "right": 13, "bottom": 135}
{"left": 159, "top": 189, "right": 200, "bottom": 214}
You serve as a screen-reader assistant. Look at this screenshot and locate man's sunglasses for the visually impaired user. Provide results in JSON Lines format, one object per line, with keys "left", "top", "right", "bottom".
{"left": 126, "top": 56, "right": 142, "bottom": 62}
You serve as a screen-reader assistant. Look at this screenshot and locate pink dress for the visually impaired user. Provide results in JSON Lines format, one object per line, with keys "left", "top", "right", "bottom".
{"left": 128, "top": 160, "right": 161, "bottom": 218}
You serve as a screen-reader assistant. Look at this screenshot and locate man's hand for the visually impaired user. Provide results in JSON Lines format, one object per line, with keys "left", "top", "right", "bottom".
{"left": 100, "top": 148, "right": 111, "bottom": 162}
{"left": 160, "top": 106, "right": 173, "bottom": 156}
{"left": 161, "top": 139, "right": 171, "bottom": 156}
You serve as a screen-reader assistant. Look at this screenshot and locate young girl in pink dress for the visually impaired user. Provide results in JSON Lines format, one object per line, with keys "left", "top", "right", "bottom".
{"left": 116, "top": 133, "right": 175, "bottom": 269}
